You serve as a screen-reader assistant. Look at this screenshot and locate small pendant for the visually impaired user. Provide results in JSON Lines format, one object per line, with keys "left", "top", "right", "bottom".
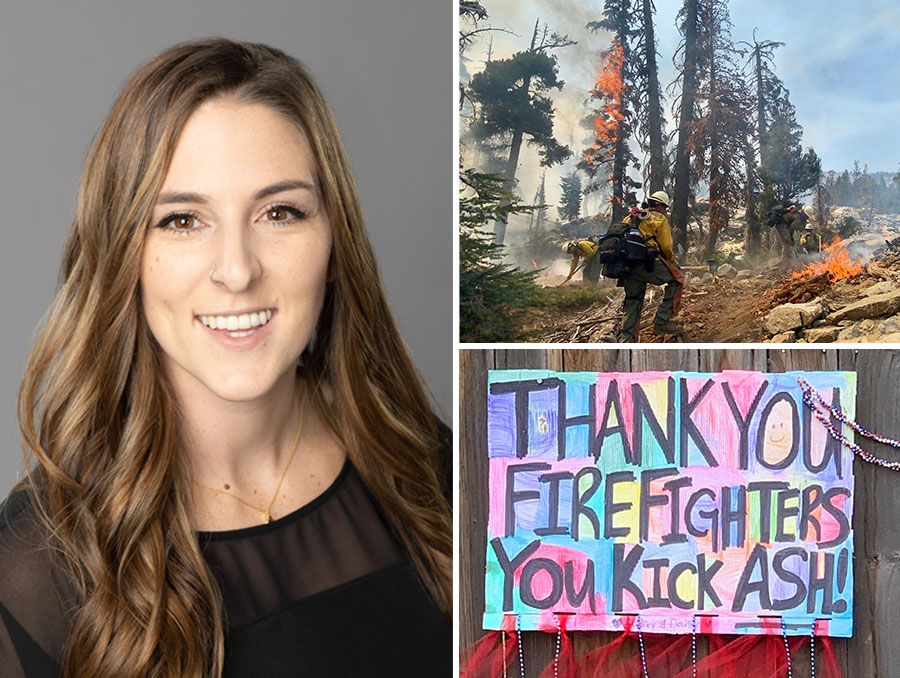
{"left": 261, "top": 510, "right": 271, "bottom": 524}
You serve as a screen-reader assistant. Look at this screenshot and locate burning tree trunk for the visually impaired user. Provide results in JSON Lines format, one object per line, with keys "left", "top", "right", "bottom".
{"left": 670, "top": 0, "right": 700, "bottom": 257}
{"left": 582, "top": 35, "right": 640, "bottom": 225}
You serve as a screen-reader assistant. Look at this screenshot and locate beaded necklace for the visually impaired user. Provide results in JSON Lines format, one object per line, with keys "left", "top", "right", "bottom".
{"left": 798, "top": 376, "right": 900, "bottom": 471}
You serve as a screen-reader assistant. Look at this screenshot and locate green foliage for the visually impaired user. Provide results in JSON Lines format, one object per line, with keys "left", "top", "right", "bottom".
{"left": 824, "top": 166, "right": 900, "bottom": 214}
{"left": 468, "top": 51, "right": 572, "bottom": 168}
{"left": 837, "top": 215, "right": 862, "bottom": 238}
{"left": 459, "top": 169, "right": 539, "bottom": 341}
{"left": 759, "top": 97, "right": 821, "bottom": 203}
{"left": 529, "top": 285, "right": 609, "bottom": 311}
{"left": 559, "top": 172, "right": 583, "bottom": 222}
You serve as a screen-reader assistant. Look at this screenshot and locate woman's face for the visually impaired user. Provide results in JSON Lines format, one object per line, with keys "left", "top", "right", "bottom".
{"left": 141, "top": 99, "right": 332, "bottom": 404}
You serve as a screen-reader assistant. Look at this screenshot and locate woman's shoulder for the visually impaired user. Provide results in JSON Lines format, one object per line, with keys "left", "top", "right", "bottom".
{"left": 0, "top": 482, "right": 57, "bottom": 588}
{"left": 0, "top": 483, "right": 34, "bottom": 534}
{"left": 0, "top": 481, "right": 74, "bottom": 671}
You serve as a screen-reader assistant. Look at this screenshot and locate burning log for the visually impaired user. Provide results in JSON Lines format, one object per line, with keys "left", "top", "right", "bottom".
{"left": 791, "top": 237, "right": 865, "bottom": 283}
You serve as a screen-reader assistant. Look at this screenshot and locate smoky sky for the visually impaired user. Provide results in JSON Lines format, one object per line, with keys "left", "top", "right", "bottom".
{"left": 464, "top": 0, "right": 900, "bottom": 212}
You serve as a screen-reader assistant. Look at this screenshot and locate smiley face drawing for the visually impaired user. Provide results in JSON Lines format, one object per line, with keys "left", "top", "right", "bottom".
{"left": 761, "top": 398, "right": 796, "bottom": 466}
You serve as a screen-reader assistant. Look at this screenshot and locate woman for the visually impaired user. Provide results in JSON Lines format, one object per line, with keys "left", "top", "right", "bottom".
{"left": 0, "top": 38, "right": 451, "bottom": 677}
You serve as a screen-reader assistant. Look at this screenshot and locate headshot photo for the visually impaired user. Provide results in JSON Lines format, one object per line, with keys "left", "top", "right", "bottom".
{"left": 0, "top": 2, "right": 451, "bottom": 676}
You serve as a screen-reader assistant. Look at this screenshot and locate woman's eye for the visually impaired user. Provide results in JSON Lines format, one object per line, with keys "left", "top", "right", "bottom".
{"left": 267, "top": 207, "right": 289, "bottom": 222}
{"left": 153, "top": 212, "right": 202, "bottom": 233}
{"left": 172, "top": 215, "right": 197, "bottom": 230}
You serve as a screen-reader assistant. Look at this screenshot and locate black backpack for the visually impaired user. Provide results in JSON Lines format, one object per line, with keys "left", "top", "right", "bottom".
{"left": 767, "top": 207, "right": 788, "bottom": 228}
{"left": 595, "top": 220, "right": 653, "bottom": 278}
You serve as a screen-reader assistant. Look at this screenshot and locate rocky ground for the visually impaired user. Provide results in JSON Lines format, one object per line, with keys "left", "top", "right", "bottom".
{"left": 524, "top": 211, "right": 900, "bottom": 343}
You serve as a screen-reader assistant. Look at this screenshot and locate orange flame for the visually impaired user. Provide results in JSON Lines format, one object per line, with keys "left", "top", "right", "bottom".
{"left": 584, "top": 42, "right": 625, "bottom": 170}
{"left": 791, "top": 237, "right": 866, "bottom": 282}
{"left": 532, "top": 257, "right": 538, "bottom": 269}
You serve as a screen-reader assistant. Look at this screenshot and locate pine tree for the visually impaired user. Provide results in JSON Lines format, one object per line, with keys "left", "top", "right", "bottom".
{"left": 581, "top": 38, "right": 640, "bottom": 222}
{"left": 584, "top": 2, "right": 641, "bottom": 224}
{"left": 559, "top": 172, "right": 583, "bottom": 222}
{"left": 759, "top": 95, "right": 820, "bottom": 204}
{"left": 670, "top": 0, "right": 701, "bottom": 256}
{"left": 738, "top": 28, "right": 784, "bottom": 254}
{"left": 467, "top": 21, "right": 574, "bottom": 243}
{"left": 528, "top": 172, "right": 548, "bottom": 232}
{"left": 459, "top": 169, "right": 539, "bottom": 341}
{"left": 686, "top": 0, "right": 755, "bottom": 257}
{"left": 636, "top": 0, "right": 668, "bottom": 192}
{"left": 830, "top": 170, "right": 852, "bottom": 206}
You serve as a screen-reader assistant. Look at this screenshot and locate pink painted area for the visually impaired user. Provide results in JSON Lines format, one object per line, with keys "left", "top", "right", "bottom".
{"left": 487, "top": 459, "right": 510, "bottom": 537}
{"left": 818, "top": 491, "right": 849, "bottom": 545}
{"left": 687, "top": 376, "right": 742, "bottom": 469}
{"left": 510, "top": 542, "right": 597, "bottom": 615}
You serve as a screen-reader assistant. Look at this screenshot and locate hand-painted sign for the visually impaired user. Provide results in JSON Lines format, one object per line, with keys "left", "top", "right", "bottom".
{"left": 484, "top": 370, "right": 855, "bottom": 637}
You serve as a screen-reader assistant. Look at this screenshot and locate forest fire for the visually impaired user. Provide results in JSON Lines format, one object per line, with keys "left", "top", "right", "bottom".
{"left": 583, "top": 42, "right": 624, "bottom": 168}
{"left": 791, "top": 237, "right": 866, "bottom": 282}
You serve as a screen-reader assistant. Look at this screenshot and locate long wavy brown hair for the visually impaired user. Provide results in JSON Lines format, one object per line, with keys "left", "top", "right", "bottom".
{"left": 18, "top": 38, "right": 451, "bottom": 678}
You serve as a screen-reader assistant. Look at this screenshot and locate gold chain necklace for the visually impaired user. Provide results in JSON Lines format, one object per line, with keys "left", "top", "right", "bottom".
{"left": 193, "top": 391, "right": 306, "bottom": 524}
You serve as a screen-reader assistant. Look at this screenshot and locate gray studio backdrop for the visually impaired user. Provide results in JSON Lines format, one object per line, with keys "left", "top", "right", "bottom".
{"left": 0, "top": 1, "right": 451, "bottom": 497}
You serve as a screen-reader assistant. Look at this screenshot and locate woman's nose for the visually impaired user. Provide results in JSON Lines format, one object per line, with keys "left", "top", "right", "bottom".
{"left": 212, "top": 221, "right": 262, "bottom": 291}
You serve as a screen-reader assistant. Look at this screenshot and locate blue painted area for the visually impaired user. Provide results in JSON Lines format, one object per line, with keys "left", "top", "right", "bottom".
{"left": 487, "top": 390, "right": 516, "bottom": 458}
{"left": 527, "top": 386, "right": 559, "bottom": 459}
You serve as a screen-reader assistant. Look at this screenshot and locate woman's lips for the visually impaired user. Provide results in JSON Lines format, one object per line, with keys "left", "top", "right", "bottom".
{"left": 196, "top": 310, "right": 276, "bottom": 349}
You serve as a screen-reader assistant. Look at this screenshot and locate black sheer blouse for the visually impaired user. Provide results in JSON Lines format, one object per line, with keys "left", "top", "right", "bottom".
{"left": 0, "top": 461, "right": 450, "bottom": 677}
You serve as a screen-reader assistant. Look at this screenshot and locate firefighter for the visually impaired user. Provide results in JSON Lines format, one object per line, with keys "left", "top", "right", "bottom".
{"left": 773, "top": 204, "right": 809, "bottom": 260}
{"left": 562, "top": 239, "right": 600, "bottom": 283}
{"left": 617, "top": 190, "right": 684, "bottom": 342}
{"left": 800, "top": 223, "right": 818, "bottom": 255}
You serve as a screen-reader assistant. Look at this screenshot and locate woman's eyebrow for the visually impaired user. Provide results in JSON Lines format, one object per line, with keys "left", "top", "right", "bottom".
{"left": 156, "top": 180, "right": 317, "bottom": 205}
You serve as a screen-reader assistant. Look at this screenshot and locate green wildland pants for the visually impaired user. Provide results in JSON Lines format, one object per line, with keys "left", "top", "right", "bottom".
{"left": 618, "top": 259, "right": 682, "bottom": 341}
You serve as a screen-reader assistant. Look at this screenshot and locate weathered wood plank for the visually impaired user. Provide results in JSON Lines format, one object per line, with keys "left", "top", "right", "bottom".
{"left": 460, "top": 348, "right": 893, "bottom": 676}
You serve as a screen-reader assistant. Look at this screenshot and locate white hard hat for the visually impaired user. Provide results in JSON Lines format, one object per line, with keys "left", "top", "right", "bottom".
{"left": 562, "top": 241, "right": 574, "bottom": 253}
{"left": 803, "top": 205, "right": 815, "bottom": 219}
{"left": 649, "top": 190, "right": 671, "bottom": 208}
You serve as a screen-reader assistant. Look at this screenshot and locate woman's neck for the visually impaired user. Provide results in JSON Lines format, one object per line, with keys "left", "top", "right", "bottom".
{"left": 175, "top": 368, "right": 303, "bottom": 490}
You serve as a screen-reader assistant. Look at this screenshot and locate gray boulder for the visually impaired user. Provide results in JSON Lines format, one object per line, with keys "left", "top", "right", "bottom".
{"left": 827, "top": 291, "right": 900, "bottom": 323}
{"left": 803, "top": 326, "right": 840, "bottom": 343}
{"left": 717, "top": 263, "right": 738, "bottom": 279}
{"left": 765, "top": 301, "right": 826, "bottom": 334}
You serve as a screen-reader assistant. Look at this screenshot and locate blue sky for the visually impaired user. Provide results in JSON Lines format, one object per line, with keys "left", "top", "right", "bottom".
{"left": 463, "top": 0, "right": 900, "bottom": 208}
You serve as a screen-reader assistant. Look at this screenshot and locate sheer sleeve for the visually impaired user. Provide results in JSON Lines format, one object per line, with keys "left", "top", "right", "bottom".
{"left": 0, "top": 486, "right": 70, "bottom": 678}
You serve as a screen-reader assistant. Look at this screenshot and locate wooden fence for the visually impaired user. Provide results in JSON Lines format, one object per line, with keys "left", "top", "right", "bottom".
{"left": 460, "top": 348, "right": 900, "bottom": 677}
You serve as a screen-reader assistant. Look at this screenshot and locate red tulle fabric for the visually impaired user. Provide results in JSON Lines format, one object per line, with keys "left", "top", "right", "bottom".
{"left": 461, "top": 623, "right": 842, "bottom": 678}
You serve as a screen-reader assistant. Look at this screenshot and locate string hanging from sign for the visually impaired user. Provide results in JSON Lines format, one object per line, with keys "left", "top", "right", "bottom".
{"left": 811, "top": 622, "right": 817, "bottom": 678}
{"left": 517, "top": 616, "right": 525, "bottom": 678}
{"left": 798, "top": 376, "right": 900, "bottom": 471}
{"left": 690, "top": 617, "right": 698, "bottom": 678}
{"left": 553, "top": 615, "right": 561, "bottom": 678}
{"left": 781, "top": 618, "right": 793, "bottom": 678}
{"left": 637, "top": 616, "right": 649, "bottom": 678}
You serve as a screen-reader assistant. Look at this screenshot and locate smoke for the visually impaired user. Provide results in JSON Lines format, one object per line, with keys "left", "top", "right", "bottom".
{"left": 465, "top": 0, "right": 612, "bottom": 213}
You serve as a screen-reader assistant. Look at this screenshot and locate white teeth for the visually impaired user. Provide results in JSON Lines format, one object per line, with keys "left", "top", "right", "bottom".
{"left": 198, "top": 310, "right": 273, "bottom": 331}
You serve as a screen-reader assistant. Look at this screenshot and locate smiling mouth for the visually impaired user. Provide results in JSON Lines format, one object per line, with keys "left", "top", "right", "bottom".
{"left": 197, "top": 309, "right": 274, "bottom": 337}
